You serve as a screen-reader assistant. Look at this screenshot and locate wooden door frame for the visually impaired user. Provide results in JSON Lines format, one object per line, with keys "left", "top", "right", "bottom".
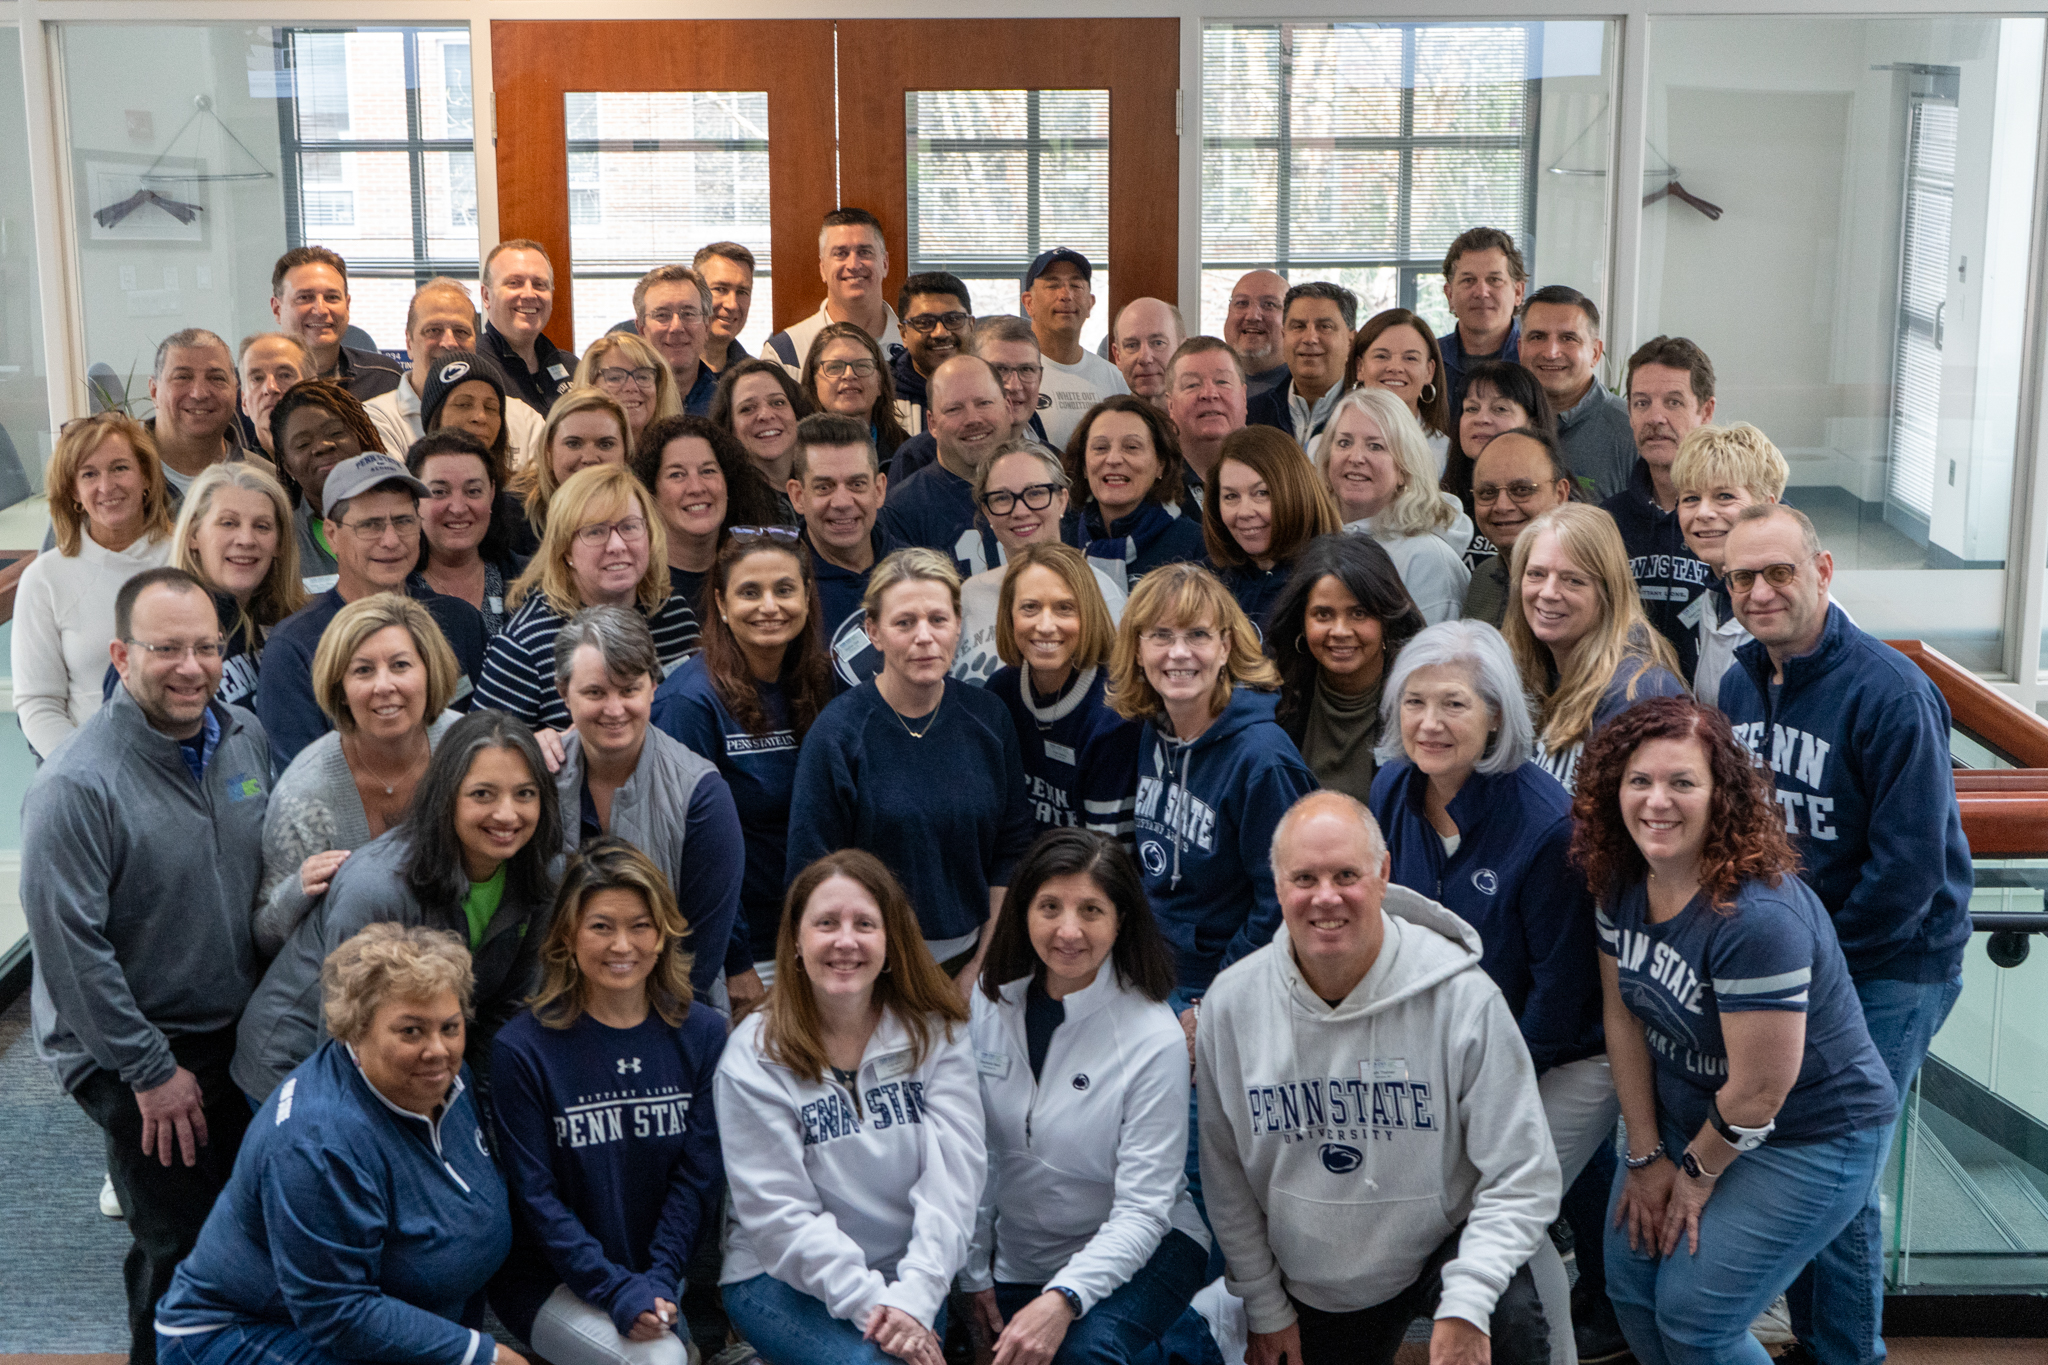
{"left": 490, "top": 20, "right": 839, "bottom": 345}
{"left": 836, "top": 19, "right": 1183, "bottom": 327}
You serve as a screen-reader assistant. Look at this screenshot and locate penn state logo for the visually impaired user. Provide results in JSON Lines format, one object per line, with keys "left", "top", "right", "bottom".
{"left": 437, "top": 358, "right": 474, "bottom": 385}
{"left": 475, "top": 1126, "right": 491, "bottom": 1156}
{"left": 1035, "top": 393, "right": 1053, "bottom": 411}
{"left": 1139, "top": 840, "right": 1168, "bottom": 877}
{"left": 830, "top": 608, "right": 884, "bottom": 688}
{"left": 1071, "top": 1074, "right": 1090, "bottom": 1091}
{"left": 1320, "top": 1142, "right": 1363, "bottom": 1174}
{"left": 1472, "top": 869, "right": 1500, "bottom": 896}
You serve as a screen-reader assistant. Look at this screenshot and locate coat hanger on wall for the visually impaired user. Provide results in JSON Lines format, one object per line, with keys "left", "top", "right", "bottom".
{"left": 1547, "top": 117, "right": 1723, "bottom": 219}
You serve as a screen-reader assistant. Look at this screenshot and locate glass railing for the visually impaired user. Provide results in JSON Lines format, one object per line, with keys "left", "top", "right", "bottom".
{"left": 1884, "top": 642, "right": 2048, "bottom": 1299}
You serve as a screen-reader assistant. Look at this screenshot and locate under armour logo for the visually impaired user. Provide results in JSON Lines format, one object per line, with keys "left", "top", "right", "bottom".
{"left": 617, "top": 1057, "right": 642, "bottom": 1074}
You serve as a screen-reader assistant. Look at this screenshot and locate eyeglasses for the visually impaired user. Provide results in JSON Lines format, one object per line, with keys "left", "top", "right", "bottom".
{"left": 340, "top": 514, "right": 420, "bottom": 540}
{"left": 1725, "top": 555, "right": 1819, "bottom": 595}
{"left": 1473, "top": 480, "right": 1553, "bottom": 506}
{"left": 1141, "top": 627, "right": 1217, "bottom": 650}
{"left": 126, "top": 638, "right": 225, "bottom": 662}
{"left": 596, "top": 366, "right": 659, "bottom": 390}
{"left": 819, "top": 359, "right": 878, "bottom": 380}
{"left": 989, "top": 363, "right": 1043, "bottom": 384}
{"left": 729, "top": 525, "right": 801, "bottom": 543}
{"left": 645, "top": 308, "right": 704, "bottom": 327}
{"left": 981, "top": 483, "right": 1061, "bottom": 516}
{"left": 903, "top": 311, "right": 973, "bottom": 335}
{"left": 574, "top": 516, "right": 649, "bottom": 547}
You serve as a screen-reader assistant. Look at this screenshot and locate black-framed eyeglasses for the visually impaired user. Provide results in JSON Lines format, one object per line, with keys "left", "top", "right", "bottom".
{"left": 981, "top": 483, "right": 1061, "bottom": 516}
{"left": 820, "top": 359, "right": 878, "bottom": 380}
{"left": 1725, "top": 554, "right": 1819, "bottom": 595}
{"left": 596, "top": 366, "right": 659, "bottom": 390}
{"left": 903, "top": 311, "right": 973, "bottom": 335}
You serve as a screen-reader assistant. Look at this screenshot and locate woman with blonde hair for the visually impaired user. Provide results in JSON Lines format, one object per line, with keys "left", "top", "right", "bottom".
{"left": 1316, "top": 387, "right": 1472, "bottom": 624}
{"left": 986, "top": 542, "right": 1143, "bottom": 841}
{"left": 1504, "top": 502, "right": 1685, "bottom": 790}
{"left": 255, "top": 594, "right": 465, "bottom": 958}
{"left": 787, "top": 548, "right": 1034, "bottom": 981}
{"left": 489, "top": 837, "right": 727, "bottom": 1365}
{"left": 16, "top": 410, "right": 176, "bottom": 756}
{"left": 521, "top": 386, "right": 632, "bottom": 536}
{"left": 576, "top": 332, "right": 683, "bottom": 452}
{"left": 168, "top": 461, "right": 306, "bottom": 711}
{"left": 717, "top": 849, "right": 982, "bottom": 1365}
{"left": 477, "top": 462, "right": 698, "bottom": 732}
{"left": 1201, "top": 424, "right": 1340, "bottom": 632}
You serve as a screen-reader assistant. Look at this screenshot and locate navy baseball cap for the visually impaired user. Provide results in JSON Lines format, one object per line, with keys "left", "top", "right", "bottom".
{"left": 1021, "top": 248, "right": 1093, "bottom": 292}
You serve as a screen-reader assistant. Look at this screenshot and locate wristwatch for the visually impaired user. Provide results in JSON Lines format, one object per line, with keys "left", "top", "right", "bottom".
{"left": 1680, "top": 1148, "right": 1723, "bottom": 1181}
{"left": 1051, "top": 1286, "right": 1084, "bottom": 1319}
{"left": 1709, "top": 1095, "right": 1775, "bottom": 1152}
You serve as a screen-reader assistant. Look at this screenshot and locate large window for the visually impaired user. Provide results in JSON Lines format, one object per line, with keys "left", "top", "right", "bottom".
{"left": 1200, "top": 22, "right": 1613, "bottom": 338}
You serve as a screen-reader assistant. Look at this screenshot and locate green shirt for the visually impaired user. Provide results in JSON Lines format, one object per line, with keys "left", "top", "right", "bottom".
{"left": 462, "top": 865, "right": 508, "bottom": 950}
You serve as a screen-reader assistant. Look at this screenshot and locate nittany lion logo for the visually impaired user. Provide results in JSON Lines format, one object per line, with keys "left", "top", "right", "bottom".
{"left": 1071, "top": 1074, "right": 1090, "bottom": 1091}
{"left": 1472, "top": 869, "right": 1499, "bottom": 896}
{"left": 1139, "top": 840, "right": 1168, "bottom": 877}
{"left": 437, "top": 358, "right": 474, "bottom": 386}
{"left": 829, "top": 608, "right": 884, "bottom": 687}
{"left": 1320, "top": 1142, "right": 1363, "bottom": 1174}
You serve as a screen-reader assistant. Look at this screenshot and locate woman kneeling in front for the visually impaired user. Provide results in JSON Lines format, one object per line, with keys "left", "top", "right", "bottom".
{"left": 155, "top": 923, "right": 520, "bottom": 1365}
{"left": 1574, "top": 696, "right": 1896, "bottom": 1365}
{"left": 966, "top": 829, "right": 1210, "bottom": 1365}
{"left": 716, "top": 851, "right": 984, "bottom": 1365}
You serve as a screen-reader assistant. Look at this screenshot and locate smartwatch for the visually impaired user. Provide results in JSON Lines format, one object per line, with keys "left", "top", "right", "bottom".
{"left": 1680, "top": 1148, "right": 1722, "bottom": 1181}
{"left": 1051, "top": 1286, "right": 1084, "bottom": 1319}
{"left": 1709, "top": 1095, "right": 1775, "bottom": 1152}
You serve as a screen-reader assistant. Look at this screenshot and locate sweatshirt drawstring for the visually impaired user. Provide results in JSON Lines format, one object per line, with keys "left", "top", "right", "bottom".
{"left": 1168, "top": 736, "right": 1194, "bottom": 889}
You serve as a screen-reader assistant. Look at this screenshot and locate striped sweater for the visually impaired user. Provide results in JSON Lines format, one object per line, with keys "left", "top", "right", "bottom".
{"left": 474, "top": 591, "right": 700, "bottom": 731}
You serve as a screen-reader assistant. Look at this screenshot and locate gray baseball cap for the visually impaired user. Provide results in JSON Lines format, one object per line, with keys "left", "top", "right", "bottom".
{"left": 321, "top": 451, "right": 429, "bottom": 518}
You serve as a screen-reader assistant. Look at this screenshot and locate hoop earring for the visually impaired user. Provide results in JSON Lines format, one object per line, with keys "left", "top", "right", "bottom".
{"left": 1421, "top": 382, "right": 1438, "bottom": 405}
{"left": 1295, "top": 634, "right": 1308, "bottom": 653}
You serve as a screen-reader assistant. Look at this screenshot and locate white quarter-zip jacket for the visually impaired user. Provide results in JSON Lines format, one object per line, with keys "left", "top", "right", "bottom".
{"left": 961, "top": 972, "right": 1210, "bottom": 1313}
{"left": 1195, "top": 887, "right": 1560, "bottom": 1336}
{"left": 716, "top": 1007, "right": 985, "bottom": 1328}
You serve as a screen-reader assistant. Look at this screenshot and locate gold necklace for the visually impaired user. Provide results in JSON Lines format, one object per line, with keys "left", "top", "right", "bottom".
{"left": 892, "top": 702, "right": 940, "bottom": 740}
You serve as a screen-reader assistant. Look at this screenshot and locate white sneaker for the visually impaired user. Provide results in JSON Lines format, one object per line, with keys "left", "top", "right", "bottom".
{"left": 1750, "top": 1294, "right": 1795, "bottom": 1347}
{"left": 99, "top": 1173, "right": 123, "bottom": 1218}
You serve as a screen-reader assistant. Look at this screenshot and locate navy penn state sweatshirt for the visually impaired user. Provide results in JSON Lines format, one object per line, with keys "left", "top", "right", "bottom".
{"left": 1133, "top": 687, "right": 1319, "bottom": 991}
{"left": 986, "top": 664, "right": 1143, "bottom": 843}
{"left": 1717, "top": 603, "right": 1972, "bottom": 983}
{"left": 1600, "top": 459, "right": 1711, "bottom": 681}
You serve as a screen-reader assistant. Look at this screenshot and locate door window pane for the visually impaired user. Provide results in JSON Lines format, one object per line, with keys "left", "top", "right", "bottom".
{"left": 564, "top": 91, "right": 772, "bottom": 356}
{"left": 907, "top": 89, "right": 1110, "bottom": 349}
{"left": 1644, "top": 17, "right": 2044, "bottom": 670}
{"left": 0, "top": 26, "right": 51, "bottom": 516}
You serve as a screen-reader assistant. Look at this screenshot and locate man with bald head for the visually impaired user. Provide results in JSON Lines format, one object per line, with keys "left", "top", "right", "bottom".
{"left": 880, "top": 355, "right": 1010, "bottom": 571}
{"left": 1166, "top": 337, "right": 1248, "bottom": 506}
{"left": 1225, "top": 269, "right": 1290, "bottom": 398}
{"left": 1197, "top": 790, "right": 1559, "bottom": 1365}
{"left": 1462, "top": 428, "right": 1574, "bottom": 626}
{"left": 1112, "top": 297, "right": 1186, "bottom": 408}
{"left": 363, "top": 278, "right": 486, "bottom": 455}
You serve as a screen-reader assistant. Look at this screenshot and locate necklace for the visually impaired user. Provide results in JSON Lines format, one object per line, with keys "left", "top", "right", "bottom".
{"left": 346, "top": 733, "right": 427, "bottom": 796}
{"left": 891, "top": 702, "right": 940, "bottom": 740}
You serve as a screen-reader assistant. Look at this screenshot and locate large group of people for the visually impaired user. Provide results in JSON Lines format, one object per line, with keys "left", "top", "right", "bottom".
{"left": 17, "top": 203, "right": 1976, "bottom": 1365}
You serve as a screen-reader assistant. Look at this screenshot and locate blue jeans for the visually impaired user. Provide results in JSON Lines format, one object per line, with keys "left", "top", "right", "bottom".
{"left": 159, "top": 1322, "right": 343, "bottom": 1365}
{"left": 722, "top": 1274, "right": 949, "bottom": 1365}
{"left": 1788, "top": 972, "right": 1960, "bottom": 1365}
{"left": 993, "top": 1230, "right": 1208, "bottom": 1365}
{"left": 1606, "top": 1123, "right": 1889, "bottom": 1365}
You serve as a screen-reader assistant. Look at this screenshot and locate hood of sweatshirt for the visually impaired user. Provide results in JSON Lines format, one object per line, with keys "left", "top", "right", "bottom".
{"left": 1263, "top": 882, "right": 1485, "bottom": 1023}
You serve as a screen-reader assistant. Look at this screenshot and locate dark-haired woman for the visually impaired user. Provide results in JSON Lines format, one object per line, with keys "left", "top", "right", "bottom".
{"left": 1442, "top": 359, "right": 1557, "bottom": 523}
{"left": 711, "top": 358, "right": 812, "bottom": 520}
{"left": 1267, "top": 533, "right": 1426, "bottom": 803}
{"left": 1575, "top": 697, "right": 1896, "bottom": 1365}
{"left": 271, "top": 378, "right": 390, "bottom": 590}
{"left": 717, "top": 851, "right": 983, "bottom": 1365}
{"left": 1348, "top": 308, "right": 1452, "bottom": 467}
{"left": 232, "top": 709, "right": 562, "bottom": 1100}
{"left": 803, "top": 324, "right": 912, "bottom": 470}
{"left": 409, "top": 428, "right": 527, "bottom": 635}
{"left": 1066, "top": 397, "right": 1205, "bottom": 590}
{"left": 1201, "top": 425, "right": 1340, "bottom": 634}
{"left": 653, "top": 532, "right": 836, "bottom": 1011}
{"left": 489, "top": 838, "right": 726, "bottom": 1365}
{"left": 632, "top": 413, "right": 785, "bottom": 618}
{"left": 965, "top": 831, "right": 1210, "bottom": 1365}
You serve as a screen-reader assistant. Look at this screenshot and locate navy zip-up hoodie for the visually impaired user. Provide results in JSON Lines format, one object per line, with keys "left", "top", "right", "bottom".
{"left": 1600, "top": 459, "right": 1711, "bottom": 681}
{"left": 1717, "top": 604, "right": 1972, "bottom": 983}
{"left": 1133, "top": 687, "right": 1319, "bottom": 991}
{"left": 1368, "top": 759, "right": 1603, "bottom": 1072}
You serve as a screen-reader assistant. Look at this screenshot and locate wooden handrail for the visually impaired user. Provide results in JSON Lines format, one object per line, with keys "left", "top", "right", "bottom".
{"left": 1889, "top": 639, "right": 2048, "bottom": 768}
{"left": 0, "top": 550, "right": 37, "bottom": 629}
{"left": 1888, "top": 640, "right": 2048, "bottom": 856}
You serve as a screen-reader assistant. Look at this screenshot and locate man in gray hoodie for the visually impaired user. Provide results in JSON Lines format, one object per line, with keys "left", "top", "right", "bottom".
{"left": 22, "top": 566, "right": 271, "bottom": 1365}
{"left": 1196, "top": 792, "right": 1560, "bottom": 1365}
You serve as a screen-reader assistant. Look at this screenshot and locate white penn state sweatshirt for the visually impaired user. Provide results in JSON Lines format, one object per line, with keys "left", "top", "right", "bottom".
{"left": 1195, "top": 886, "right": 1559, "bottom": 1336}
{"left": 716, "top": 1007, "right": 986, "bottom": 1328}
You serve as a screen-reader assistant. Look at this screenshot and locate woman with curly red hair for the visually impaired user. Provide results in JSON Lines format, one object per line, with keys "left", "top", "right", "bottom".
{"left": 1572, "top": 696, "right": 1896, "bottom": 1365}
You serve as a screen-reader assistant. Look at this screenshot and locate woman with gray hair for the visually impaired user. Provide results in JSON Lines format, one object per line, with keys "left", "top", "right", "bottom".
{"left": 1366, "top": 618, "right": 1613, "bottom": 1365}
{"left": 549, "top": 605, "right": 744, "bottom": 1002}
{"left": 157, "top": 923, "right": 524, "bottom": 1365}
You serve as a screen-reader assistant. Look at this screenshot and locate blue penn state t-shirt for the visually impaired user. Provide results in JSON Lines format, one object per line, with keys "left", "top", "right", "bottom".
{"left": 1597, "top": 875, "right": 1896, "bottom": 1144}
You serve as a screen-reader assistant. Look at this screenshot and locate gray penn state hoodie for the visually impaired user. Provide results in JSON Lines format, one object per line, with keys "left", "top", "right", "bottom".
{"left": 1194, "top": 885, "right": 1559, "bottom": 1336}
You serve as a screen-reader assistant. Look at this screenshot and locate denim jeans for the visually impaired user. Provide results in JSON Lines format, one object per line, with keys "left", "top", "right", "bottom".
{"left": 1287, "top": 1227, "right": 1549, "bottom": 1365}
{"left": 722, "top": 1274, "right": 949, "bottom": 1365}
{"left": 1788, "top": 973, "right": 1961, "bottom": 1365}
{"left": 159, "top": 1321, "right": 345, "bottom": 1365}
{"left": 992, "top": 1230, "right": 1208, "bottom": 1365}
{"left": 1606, "top": 1123, "right": 1889, "bottom": 1365}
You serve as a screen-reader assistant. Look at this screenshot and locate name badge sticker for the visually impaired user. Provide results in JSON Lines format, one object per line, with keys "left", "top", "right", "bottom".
{"left": 977, "top": 1050, "right": 1011, "bottom": 1079}
{"left": 873, "top": 1050, "right": 914, "bottom": 1082}
{"left": 1362, "top": 1057, "right": 1409, "bottom": 1084}
{"left": 546, "top": 363, "right": 570, "bottom": 381}
{"left": 1043, "top": 740, "right": 1077, "bottom": 766}
{"left": 1678, "top": 592, "right": 1708, "bottom": 629}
